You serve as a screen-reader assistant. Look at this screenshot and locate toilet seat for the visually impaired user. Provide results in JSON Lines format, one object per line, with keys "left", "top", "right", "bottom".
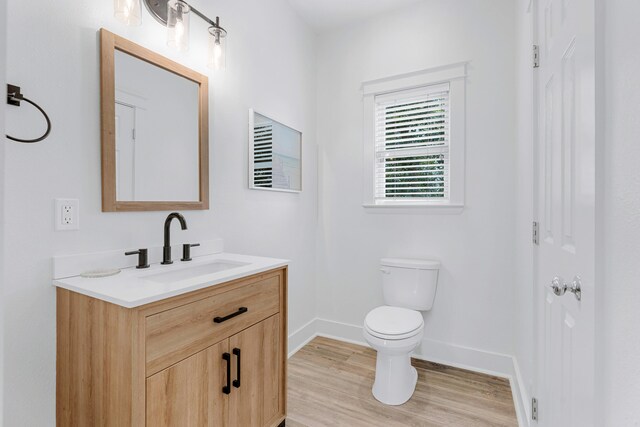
{"left": 365, "top": 306, "right": 424, "bottom": 340}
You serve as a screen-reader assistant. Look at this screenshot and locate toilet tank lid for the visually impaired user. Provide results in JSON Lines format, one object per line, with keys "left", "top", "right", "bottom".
{"left": 380, "top": 258, "right": 440, "bottom": 270}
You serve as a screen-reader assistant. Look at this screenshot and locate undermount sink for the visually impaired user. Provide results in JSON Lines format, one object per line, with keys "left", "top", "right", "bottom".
{"left": 144, "top": 260, "right": 250, "bottom": 284}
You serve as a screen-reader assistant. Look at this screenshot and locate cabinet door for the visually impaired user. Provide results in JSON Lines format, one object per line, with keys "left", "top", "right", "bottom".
{"left": 146, "top": 340, "right": 229, "bottom": 427}
{"left": 229, "top": 315, "right": 282, "bottom": 427}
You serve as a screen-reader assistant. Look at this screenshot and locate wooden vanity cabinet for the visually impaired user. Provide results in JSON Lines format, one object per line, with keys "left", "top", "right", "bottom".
{"left": 146, "top": 340, "right": 228, "bottom": 426}
{"left": 56, "top": 267, "right": 287, "bottom": 427}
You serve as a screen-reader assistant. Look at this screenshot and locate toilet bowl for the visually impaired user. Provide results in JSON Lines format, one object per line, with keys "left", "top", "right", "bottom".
{"left": 363, "top": 258, "right": 440, "bottom": 405}
{"left": 363, "top": 306, "right": 425, "bottom": 405}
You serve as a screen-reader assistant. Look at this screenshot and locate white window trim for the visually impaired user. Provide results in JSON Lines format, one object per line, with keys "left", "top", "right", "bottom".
{"left": 362, "top": 62, "right": 467, "bottom": 213}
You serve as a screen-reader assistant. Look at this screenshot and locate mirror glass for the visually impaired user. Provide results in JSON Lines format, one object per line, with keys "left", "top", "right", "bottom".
{"left": 249, "top": 110, "right": 302, "bottom": 192}
{"left": 114, "top": 49, "right": 200, "bottom": 201}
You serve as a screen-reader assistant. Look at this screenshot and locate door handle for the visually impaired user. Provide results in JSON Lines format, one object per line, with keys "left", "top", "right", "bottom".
{"left": 550, "top": 276, "right": 566, "bottom": 296}
{"left": 568, "top": 276, "right": 582, "bottom": 301}
{"left": 550, "top": 276, "right": 582, "bottom": 301}
{"left": 232, "top": 348, "right": 241, "bottom": 388}
{"left": 222, "top": 352, "right": 231, "bottom": 394}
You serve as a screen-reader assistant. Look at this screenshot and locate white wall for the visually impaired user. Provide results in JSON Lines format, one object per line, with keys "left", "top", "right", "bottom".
{"left": 315, "top": 0, "right": 517, "bottom": 359}
{"left": 2, "top": 0, "right": 317, "bottom": 424}
{"left": 602, "top": 0, "right": 640, "bottom": 423}
{"left": 513, "top": 0, "right": 535, "bottom": 416}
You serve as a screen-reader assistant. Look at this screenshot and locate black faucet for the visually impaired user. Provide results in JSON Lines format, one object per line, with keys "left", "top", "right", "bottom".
{"left": 162, "top": 212, "right": 187, "bottom": 265}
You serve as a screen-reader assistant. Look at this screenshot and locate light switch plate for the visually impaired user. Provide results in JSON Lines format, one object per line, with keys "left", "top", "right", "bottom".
{"left": 55, "top": 199, "right": 80, "bottom": 231}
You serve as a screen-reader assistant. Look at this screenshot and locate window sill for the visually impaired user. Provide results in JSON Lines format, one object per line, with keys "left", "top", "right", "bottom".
{"left": 362, "top": 203, "right": 464, "bottom": 215}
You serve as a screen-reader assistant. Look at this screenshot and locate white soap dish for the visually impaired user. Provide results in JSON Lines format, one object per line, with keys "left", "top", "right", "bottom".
{"left": 80, "top": 269, "right": 121, "bottom": 278}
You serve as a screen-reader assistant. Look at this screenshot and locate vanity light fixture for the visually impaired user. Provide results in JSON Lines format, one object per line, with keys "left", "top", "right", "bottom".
{"left": 208, "top": 18, "right": 227, "bottom": 70}
{"left": 167, "top": 0, "right": 190, "bottom": 52}
{"left": 115, "top": 0, "right": 227, "bottom": 70}
{"left": 114, "top": 0, "right": 142, "bottom": 26}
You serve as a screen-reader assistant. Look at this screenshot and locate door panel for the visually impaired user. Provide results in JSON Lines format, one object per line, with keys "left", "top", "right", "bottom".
{"left": 146, "top": 340, "right": 228, "bottom": 427}
{"left": 229, "top": 315, "right": 281, "bottom": 427}
{"left": 115, "top": 102, "right": 136, "bottom": 200}
{"left": 535, "top": 0, "right": 595, "bottom": 425}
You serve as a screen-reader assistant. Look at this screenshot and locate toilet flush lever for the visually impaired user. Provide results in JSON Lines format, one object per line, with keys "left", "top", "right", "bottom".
{"left": 379, "top": 268, "right": 391, "bottom": 275}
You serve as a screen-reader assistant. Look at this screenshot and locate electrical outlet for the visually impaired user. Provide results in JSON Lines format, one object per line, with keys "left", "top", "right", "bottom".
{"left": 55, "top": 199, "right": 79, "bottom": 231}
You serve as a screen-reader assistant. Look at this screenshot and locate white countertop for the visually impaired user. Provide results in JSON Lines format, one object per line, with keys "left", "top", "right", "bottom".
{"left": 53, "top": 252, "right": 289, "bottom": 308}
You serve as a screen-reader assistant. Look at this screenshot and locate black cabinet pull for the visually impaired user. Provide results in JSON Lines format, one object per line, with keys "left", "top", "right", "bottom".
{"left": 213, "top": 307, "right": 248, "bottom": 323}
{"left": 222, "top": 352, "right": 231, "bottom": 395}
{"left": 232, "top": 348, "right": 241, "bottom": 388}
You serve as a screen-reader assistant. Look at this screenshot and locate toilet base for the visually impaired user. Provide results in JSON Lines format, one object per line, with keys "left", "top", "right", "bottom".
{"left": 371, "top": 352, "right": 418, "bottom": 405}
{"left": 363, "top": 316, "right": 424, "bottom": 406}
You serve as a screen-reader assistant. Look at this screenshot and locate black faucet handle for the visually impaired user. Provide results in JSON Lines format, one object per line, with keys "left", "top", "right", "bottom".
{"left": 125, "top": 248, "right": 150, "bottom": 269}
{"left": 181, "top": 243, "right": 200, "bottom": 262}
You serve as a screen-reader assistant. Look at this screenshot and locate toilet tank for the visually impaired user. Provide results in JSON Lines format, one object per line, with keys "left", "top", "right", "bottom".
{"left": 380, "top": 258, "right": 440, "bottom": 311}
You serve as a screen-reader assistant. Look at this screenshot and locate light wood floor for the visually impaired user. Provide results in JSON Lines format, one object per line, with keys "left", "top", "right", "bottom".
{"left": 287, "top": 337, "right": 518, "bottom": 427}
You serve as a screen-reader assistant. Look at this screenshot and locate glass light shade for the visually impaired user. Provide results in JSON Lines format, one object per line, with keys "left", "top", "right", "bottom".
{"left": 167, "top": 0, "right": 190, "bottom": 52}
{"left": 114, "top": 0, "right": 142, "bottom": 26}
{"left": 207, "top": 27, "right": 227, "bottom": 70}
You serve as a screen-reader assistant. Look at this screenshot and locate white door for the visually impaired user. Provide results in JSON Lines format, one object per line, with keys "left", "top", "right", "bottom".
{"left": 115, "top": 102, "right": 136, "bottom": 201}
{"left": 535, "top": 0, "right": 595, "bottom": 425}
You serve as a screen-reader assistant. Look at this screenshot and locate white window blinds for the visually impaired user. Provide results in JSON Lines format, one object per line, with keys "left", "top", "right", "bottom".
{"left": 253, "top": 122, "right": 273, "bottom": 188}
{"left": 374, "top": 83, "right": 450, "bottom": 201}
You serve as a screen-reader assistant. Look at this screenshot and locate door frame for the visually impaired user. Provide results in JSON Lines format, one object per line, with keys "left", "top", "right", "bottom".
{"left": 531, "top": 0, "right": 542, "bottom": 419}
{"left": 593, "top": 1, "right": 606, "bottom": 425}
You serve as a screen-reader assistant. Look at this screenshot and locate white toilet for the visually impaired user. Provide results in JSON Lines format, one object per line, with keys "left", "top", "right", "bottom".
{"left": 363, "top": 258, "right": 440, "bottom": 405}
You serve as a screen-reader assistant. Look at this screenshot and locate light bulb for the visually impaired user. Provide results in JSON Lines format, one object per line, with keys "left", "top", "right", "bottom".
{"left": 213, "top": 41, "right": 222, "bottom": 59}
{"left": 175, "top": 20, "right": 184, "bottom": 41}
{"left": 207, "top": 26, "right": 227, "bottom": 70}
{"left": 114, "top": 0, "right": 141, "bottom": 26}
{"left": 167, "top": 0, "right": 190, "bottom": 51}
{"left": 211, "top": 40, "right": 223, "bottom": 69}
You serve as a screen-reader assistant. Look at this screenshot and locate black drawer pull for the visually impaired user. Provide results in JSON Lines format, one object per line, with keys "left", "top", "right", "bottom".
{"left": 232, "top": 348, "right": 241, "bottom": 388}
{"left": 213, "top": 307, "right": 248, "bottom": 323}
{"left": 222, "top": 352, "right": 231, "bottom": 394}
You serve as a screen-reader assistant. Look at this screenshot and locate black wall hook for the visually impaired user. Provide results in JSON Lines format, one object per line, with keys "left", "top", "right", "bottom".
{"left": 5, "top": 83, "right": 52, "bottom": 143}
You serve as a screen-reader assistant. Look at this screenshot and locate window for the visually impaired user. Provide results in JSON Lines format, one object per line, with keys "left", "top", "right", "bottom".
{"left": 374, "top": 84, "right": 450, "bottom": 201}
{"left": 362, "top": 63, "right": 466, "bottom": 211}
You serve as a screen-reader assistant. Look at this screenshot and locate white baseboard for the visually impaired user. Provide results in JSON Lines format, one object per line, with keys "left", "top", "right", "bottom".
{"left": 311, "top": 318, "right": 515, "bottom": 377}
{"left": 287, "top": 318, "right": 318, "bottom": 358}
{"left": 315, "top": 318, "right": 367, "bottom": 346}
{"left": 288, "top": 317, "right": 530, "bottom": 427}
{"left": 512, "top": 356, "right": 531, "bottom": 427}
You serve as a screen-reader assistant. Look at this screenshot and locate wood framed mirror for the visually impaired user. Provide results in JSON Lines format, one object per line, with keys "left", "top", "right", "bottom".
{"left": 100, "top": 29, "right": 209, "bottom": 212}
